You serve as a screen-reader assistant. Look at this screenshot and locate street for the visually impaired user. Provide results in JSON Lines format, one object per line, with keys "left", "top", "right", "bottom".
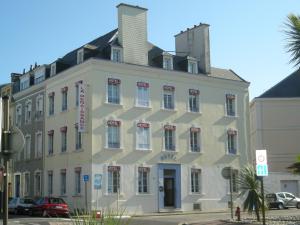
{"left": 1, "top": 208, "right": 300, "bottom": 225}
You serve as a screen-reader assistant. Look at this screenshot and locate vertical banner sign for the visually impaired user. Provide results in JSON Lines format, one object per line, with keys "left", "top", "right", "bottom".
{"left": 78, "top": 82, "right": 86, "bottom": 132}
{"left": 256, "top": 149, "right": 268, "bottom": 176}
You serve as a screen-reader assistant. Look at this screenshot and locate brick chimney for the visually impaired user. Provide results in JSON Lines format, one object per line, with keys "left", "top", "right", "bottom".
{"left": 117, "top": 3, "right": 148, "bottom": 66}
{"left": 175, "top": 24, "right": 211, "bottom": 74}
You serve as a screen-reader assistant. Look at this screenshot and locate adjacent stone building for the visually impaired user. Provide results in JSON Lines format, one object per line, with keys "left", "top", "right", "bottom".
{"left": 250, "top": 68, "right": 300, "bottom": 196}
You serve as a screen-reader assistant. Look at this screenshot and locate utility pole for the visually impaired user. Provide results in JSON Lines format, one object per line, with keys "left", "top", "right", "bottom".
{"left": 2, "top": 96, "right": 11, "bottom": 225}
{"left": 260, "top": 177, "right": 266, "bottom": 225}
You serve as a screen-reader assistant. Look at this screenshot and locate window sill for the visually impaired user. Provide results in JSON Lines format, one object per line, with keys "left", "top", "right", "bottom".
{"left": 72, "top": 194, "right": 82, "bottom": 198}
{"left": 135, "top": 148, "right": 152, "bottom": 152}
{"left": 59, "top": 195, "right": 68, "bottom": 198}
{"left": 225, "top": 115, "right": 238, "bottom": 118}
{"left": 104, "top": 102, "right": 123, "bottom": 107}
{"left": 60, "top": 151, "right": 68, "bottom": 155}
{"left": 135, "top": 193, "right": 153, "bottom": 196}
{"left": 104, "top": 147, "right": 123, "bottom": 151}
{"left": 226, "top": 152, "right": 239, "bottom": 157}
{"left": 74, "top": 148, "right": 84, "bottom": 153}
{"left": 160, "top": 108, "right": 177, "bottom": 112}
{"left": 162, "top": 149, "right": 178, "bottom": 152}
{"left": 187, "top": 111, "right": 202, "bottom": 115}
{"left": 48, "top": 114, "right": 55, "bottom": 118}
{"left": 189, "top": 192, "right": 205, "bottom": 196}
{"left": 104, "top": 192, "right": 125, "bottom": 197}
{"left": 188, "top": 151, "right": 203, "bottom": 154}
{"left": 61, "top": 109, "right": 69, "bottom": 114}
{"left": 47, "top": 154, "right": 55, "bottom": 157}
{"left": 134, "top": 105, "right": 152, "bottom": 110}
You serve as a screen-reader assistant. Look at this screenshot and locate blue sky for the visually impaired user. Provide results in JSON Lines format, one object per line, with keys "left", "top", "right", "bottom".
{"left": 1, "top": 0, "right": 300, "bottom": 100}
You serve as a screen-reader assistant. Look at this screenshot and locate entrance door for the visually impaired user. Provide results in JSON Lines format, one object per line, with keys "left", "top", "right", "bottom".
{"left": 164, "top": 177, "right": 175, "bottom": 207}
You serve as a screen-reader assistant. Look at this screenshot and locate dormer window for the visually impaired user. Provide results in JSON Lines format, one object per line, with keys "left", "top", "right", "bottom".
{"left": 50, "top": 63, "right": 56, "bottom": 76}
{"left": 188, "top": 58, "right": 198, "bottom": 74}
{"left": 162, "top": 52, "right": 173, "bottom": 70}
{"left": 34, "top": 67, "right": 45, "bottom": 84}
{"left": 20, "top": 75, "right": 30, "bottom": 91}
{"left": 77, "top": 49, "right": 84, "bottom": 64}
{"left": 111, "top": 47, "right": 122, "bottom": 63}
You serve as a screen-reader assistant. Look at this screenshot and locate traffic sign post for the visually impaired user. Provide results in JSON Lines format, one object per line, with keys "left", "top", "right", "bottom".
{"left": 255, "top": 150, "right": 268, "bottom": 225}
{"left": 83, "top": 175, "right": 89, "bottom": 211}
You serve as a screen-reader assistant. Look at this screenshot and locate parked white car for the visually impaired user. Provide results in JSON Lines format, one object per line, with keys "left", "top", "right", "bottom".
{"left": 8, "top": 197, "right": 36, "bottom": 215}
{"left": 266, "top": 192, "right": 300, "bottom": 209}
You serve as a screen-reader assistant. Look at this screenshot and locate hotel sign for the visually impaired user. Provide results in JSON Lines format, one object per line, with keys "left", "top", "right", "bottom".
{"left": 77, "top": 82, "right": 86, "bottom": 132}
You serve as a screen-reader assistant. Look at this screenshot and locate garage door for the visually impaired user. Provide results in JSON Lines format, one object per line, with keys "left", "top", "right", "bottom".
{"left": 280, "top": 180, "right": 299, "bottom": 196}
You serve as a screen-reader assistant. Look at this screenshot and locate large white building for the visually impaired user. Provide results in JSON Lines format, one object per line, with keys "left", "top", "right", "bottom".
{"left": 11, "top": 3, "right": 250, "bottom": 214}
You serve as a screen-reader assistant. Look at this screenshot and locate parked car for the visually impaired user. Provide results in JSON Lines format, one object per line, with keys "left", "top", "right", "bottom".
{"left": 8, "top": 197, "right": 36, "bottom": 215}
{"left": 266, "top": 192, "right": 300, "bottom": 209}
{"left": 28, "top": 197, "right": 70, "bottom": 217}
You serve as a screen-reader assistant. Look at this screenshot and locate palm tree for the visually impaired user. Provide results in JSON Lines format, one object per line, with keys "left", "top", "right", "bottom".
{"left": 237, "top": 165, "right": 262, "bottom": 221}
{"left": 284, "top": 14, "right": 300, "bottom": 67}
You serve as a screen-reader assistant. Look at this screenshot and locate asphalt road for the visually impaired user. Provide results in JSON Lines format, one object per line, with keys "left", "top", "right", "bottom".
{"left": 0, "top": 208, "right": 300, "bottom": 225}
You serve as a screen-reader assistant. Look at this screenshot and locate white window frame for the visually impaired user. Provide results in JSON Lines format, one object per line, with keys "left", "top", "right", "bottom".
{"left": 136, "top": 121, "right": 151, "bottom": 150}
{"left": 107, "top": 166, "right": 121, "bottom": 194}
{"left": 75, "top": 125, "right": 82, "bottom": 150}
{"left": 24, "top": 100, "right": 32, "bottom": 124}
{"left": 162, "top": 85, "right": 175, "bottom": 110}
{"left": 136, "top": 81, "right": 150, "bottom": 107}
{"left": 188, "top": 89, "right": 200, "bottom": 113}
{"left": 137, "top": 166, "right": 150, "bottom": 194}
{"left": 23, "top": 172, "right": 30, "bottom": 197}
{"left": 225, "top": 93, "right": 237, "bottom": 117}
{"left": 60, "top": 169, "right": 67, "bottom": 196}
{"left": 35, "top": 94, "right": 43, "bottom": 120}
{"left": 34, "top": 170, "right": 42, "bottom": 197}
{"left": 16, "top": 104, "right": 22, "bottom": 127}
{"left": 189, "top": 167, "right": 202, "bottom": 194}
{"left": 227, "top": 129, "right": 238, "bottom": 155}
{"left": 47, "top": 170, "right": 53, "bottom": 196}
{"left": 106, "top": 78, "right": 121, "bottom": 105}
{"left": 61, "top": 88, "right": 68, "bottom": 111}
{"left": 35, "top": 131, "right": 43, "bottom": 159}
{"left": 48, "top": 131, "right": 54, "bottom": 155}
{"left": 163, "top": 124, "right": 176, "bottom": 151}
{"left": 74, "top": 168, "right": 82, "bottom": 195}
{"left": 50, "top": 63, "right": 56, "bottom": 76}
{"left": 106, "top": 119, "right": 122, "bottom": 149}
{"left": 189, "top": 127, "right": 201, "bottom": 153}
{"left": 162, "top": 53, "right": 173, "bottom": 70}
{"left": 20, "top": 75, "right": 30, "bottom": 91}
{"left": 188, "top": 59, "right": 198, "bottom": 74}
{"left": 111, "top": 47, "right": 123, "bottom": 63}
{"left": 77, "top": 49, "right": 84, "bottom": 64}
{"left": 48, "top": 93, "right": 55, "bottom": 116}
{"left": 24, "top": 134, "right": 31, "bottom": 160}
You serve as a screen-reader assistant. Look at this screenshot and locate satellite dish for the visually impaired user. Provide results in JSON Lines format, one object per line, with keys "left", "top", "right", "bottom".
{"left": 221, "top": 167, "right": 232, "bottom": 180}
{"left": 10, "top": 126, "right": 25, "bottom": 154}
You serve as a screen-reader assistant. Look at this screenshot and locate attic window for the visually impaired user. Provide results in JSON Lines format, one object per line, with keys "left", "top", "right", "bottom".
{"left": 188, "top": 60, "right": 198, "bottom": 74}
{"left": 163, "top": 54, "right": 173, "bottom": 70}
{"left": 50, "top": 63, "right": 56, "bottom": 76}
{"left": 77, "top": 49, "right": 84, "bottom": 64}
{"left": 111, "top": 47, "right": 122, "bottom": 63}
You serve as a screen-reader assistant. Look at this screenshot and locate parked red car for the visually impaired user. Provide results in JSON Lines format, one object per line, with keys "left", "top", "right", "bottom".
{"left": 28, "top": 197, "right": 70, "bottom": 217}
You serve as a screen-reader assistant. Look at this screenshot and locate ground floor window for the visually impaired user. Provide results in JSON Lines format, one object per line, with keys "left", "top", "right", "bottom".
{"left": 74, "top": 167, "right": 81, "bottom": 195}
{"left": 35, "top": 172, "right": 41, "bottom": 196}
{"left": 138, "top": 167, "right": 150, "bottom": 194}
{"left": 191, "top": 168, "right": 201, "bottom": 193}
{"left": 108, "top": 166, "right": 120, "bottom": 194}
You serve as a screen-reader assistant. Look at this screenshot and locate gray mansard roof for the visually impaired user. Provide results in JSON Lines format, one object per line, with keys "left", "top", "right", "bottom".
{"left": 258, "top": 68, "right": 300, "bottom": 98}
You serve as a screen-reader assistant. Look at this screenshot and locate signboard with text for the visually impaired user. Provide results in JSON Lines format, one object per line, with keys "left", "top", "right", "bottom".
{"left": 77, "top": 82, "right": 86, "bottom": 132}
{"left": 256, "top": 149, "right": 268, "bottom": 176}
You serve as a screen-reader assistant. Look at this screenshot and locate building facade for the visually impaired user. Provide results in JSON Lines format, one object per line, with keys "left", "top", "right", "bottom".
{"left": 250, "top": 68, "right": 300, "bottom": 196}
{"left": 10, "top": 3, "right": 250, "bottom": 214}
{"left": 11, "top": 65, "right": 47, "bottom": 198}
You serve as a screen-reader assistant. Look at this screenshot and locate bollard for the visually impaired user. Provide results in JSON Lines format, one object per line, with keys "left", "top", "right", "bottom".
{"left": 235, "top": 206, "right": 241, "bottom": 221}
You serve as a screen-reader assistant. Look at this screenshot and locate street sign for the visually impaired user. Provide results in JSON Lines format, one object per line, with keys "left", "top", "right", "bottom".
{"left": 256, "top": 164, "right": 268, "bottom": 176}
{"left": 256, "top": 150, "right": 267, "bottom": 165}
{"left": 83, "top": 175, "right": 89, "bottom": 182}
{"left": 94, "top": 174, "right": 102, "bottom": 190}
